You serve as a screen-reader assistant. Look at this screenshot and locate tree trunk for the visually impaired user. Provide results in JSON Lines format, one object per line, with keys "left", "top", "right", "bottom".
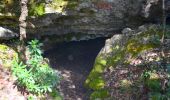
{"left": 161, "top": 0, "right": 166, "bottom": 45}
{"left": 161, "top": 0, "right": 166, "bottom": 66}
{"left": 19, "top": 0, "right": 28, "bottom": 63}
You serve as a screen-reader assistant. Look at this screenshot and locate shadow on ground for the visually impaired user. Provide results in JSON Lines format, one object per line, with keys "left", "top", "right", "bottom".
{"left": 44, "top": 37, "right": 106, "bottom": 100}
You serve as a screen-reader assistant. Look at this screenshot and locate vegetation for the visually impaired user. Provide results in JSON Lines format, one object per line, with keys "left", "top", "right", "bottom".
{"left": 0, "top": 0, "right": 169, "bottom": 100}
{"left": 12, "top": 39, "right": 60, "bottom": 96}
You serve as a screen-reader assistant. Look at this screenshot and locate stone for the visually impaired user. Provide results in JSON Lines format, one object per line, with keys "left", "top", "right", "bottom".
{"left": 85, "top": 24, "right": 165, "bottom": 99}
{"left": 0, "top": 27, "right": 18, "bottom": 40}
{"left": 28, "top": 0, "right": 166, "bottom": 38}
{"left": 1, "top": 0, "right": 168, "bottom": 41}
{"left": 121, "top": 28, "right": 133, "bottom": 35}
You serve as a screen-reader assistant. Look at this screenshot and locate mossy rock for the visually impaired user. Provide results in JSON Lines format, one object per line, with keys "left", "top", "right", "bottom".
{"left": 0, "top": 44, "right": 18, "bottom": 68}
{"left": 49, "top": 0, "right": 79, "bottom": 13}
{"left": 85, "top": 25, "right": 165, "bottom": 99}
{"left": 28, "top": 0, "right": 46, "bottom": 16}
{"left": 90, "top": 89, "right": 110, "bottom": 100}
{"left": 85, "top": 57, "right": 107, "bottom": 89}
{"left": 88, "top": 77, "right": 105, "bottom": 90}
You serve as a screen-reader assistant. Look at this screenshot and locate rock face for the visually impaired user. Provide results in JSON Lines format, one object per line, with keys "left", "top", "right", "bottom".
{"left": 85, "top": 24, "right": 170, "bottom": 99}
{"left": 0, "top": 0, "right": 165, "bottom": 41}
{"left": 29, "top": 0, "right": 162, "bottom": 37}
{"left": 0, "top": 27, "right": 18, "bottom": 40}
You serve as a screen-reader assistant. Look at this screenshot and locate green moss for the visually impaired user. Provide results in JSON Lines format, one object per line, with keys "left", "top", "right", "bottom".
{"left": 85, "top": 57, "right": 107, "bottom": 90}
{"left": 28, "top": 0, "right": 45, "bottom": 16}
{"left": 0, "top": 44, "right": 18, "bottom": 68}
{"left": 90, "top": 89, "right": 110, "bottom": 100}
{"left": 85, "top": 71, "right": 101, "bottom": 86}
{"left": 50, "top": 0, "right": 79, "bottom": 12}
{"left": 126, "top": 27, "right": 161, "bottom": 57}
{"left": 89, "top": 77, "right": 105, "bottom": 90}
{"left": 126, "top": 40, "right": 155, "bottom": 57}
{"left": 85, "top": 25, "right": 166, "bottom": 99}
{"left": 0, "top": 44, "right": 8, "bottom": 50}
{"left": 107, "top": 50, "right": 125, "bottom": 67}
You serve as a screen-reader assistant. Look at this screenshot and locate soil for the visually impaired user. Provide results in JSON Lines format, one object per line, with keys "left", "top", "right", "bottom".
{"left": 0, "top": 65, "right": 26, "bottom": 100}
{"left": 44, "top": 38, "right": 106, "bottom": 100}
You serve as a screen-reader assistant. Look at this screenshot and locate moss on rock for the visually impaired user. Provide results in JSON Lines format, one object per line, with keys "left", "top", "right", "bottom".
{"left": 85, "top": 25, "right": 165, "bottom": 99}
{"left": 0, "top": 44, "right": 18, "bottom": 68}
{"left": 48, "top": 0, "right": 79, "bottom": 13}
{"left": 90, "top": 89, "right": 110, "bottom": 100}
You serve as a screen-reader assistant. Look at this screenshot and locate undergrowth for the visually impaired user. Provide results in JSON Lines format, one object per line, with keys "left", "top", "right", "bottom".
{"left": 12, "top": 39, "right": 60, "bottom": 97}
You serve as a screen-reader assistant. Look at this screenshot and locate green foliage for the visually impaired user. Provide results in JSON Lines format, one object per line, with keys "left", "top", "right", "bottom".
{"left": 146, "top": 79, "right": 161, "bottom": 92}
{"left": 27, "top": 95, "right": 35, "bottom": 100}
{"left": 12, "top": 39, "right": 60, "bottom": 95}
{"left": 27, "top": 39, "right": 43, "bottom": 58}
{"left": 149, "top": 92, "right": 170, "bottom": 100}
{"left": 142, "top": 70, "right": 152, "bottom": 80}
{"left": 28, "top": 0, "right": 45, "bottom": 16}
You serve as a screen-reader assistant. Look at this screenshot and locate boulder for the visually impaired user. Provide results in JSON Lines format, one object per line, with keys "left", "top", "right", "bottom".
{"left": 0, "top": 27, "right": 18, "bottom": 40}
{"left": 85, "top": 24, "right": 169, "bottom": 99}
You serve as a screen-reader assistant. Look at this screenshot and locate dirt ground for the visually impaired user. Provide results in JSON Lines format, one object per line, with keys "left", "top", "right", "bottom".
{"left": 0, "top": 65, "right": 26, "bottom": 100}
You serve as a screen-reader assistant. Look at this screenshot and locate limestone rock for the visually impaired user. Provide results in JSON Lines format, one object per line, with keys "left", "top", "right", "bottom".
{"left": 1, "top": 0, "right": 168, "bottom": 41}
{"left": 0, "top": 27, "right": 18, "bottom": 40}
{"left": 27, "top": 0, "right": 165, "bottom": 38}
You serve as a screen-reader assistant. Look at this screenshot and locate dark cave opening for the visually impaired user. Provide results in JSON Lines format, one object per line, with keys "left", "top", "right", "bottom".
{"left": 43, "top": 37, "right": 106, "bottom": 99}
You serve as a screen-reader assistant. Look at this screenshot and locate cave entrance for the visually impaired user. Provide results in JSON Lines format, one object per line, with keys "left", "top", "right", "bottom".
{"left": 44, "top": 37, "right": 106, "bottom": 100}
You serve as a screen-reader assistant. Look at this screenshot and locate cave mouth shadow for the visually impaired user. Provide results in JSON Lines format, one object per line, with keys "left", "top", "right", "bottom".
{"left": 43, "top": 37, "right": 106, "bottom": 99}
{"left": 43, "top": 37, "right": 106, "bottom": 74}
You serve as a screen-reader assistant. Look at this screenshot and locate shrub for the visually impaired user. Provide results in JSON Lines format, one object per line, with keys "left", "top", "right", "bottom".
{"left": 12, "top": 39, "right": 60, "bottom": 95}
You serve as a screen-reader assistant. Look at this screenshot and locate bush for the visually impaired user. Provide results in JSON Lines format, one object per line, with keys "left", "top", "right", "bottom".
{"left": 12, "top": 39, "right": 60, "bottom": 95}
